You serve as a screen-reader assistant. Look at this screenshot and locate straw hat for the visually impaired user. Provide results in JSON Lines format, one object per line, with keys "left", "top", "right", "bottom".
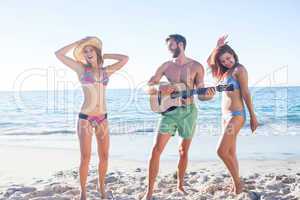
{"left": 73, "top": 37, "right": 102, "bottom": 63}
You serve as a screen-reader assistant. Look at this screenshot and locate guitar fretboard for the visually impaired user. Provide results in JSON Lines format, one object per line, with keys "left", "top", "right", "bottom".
{"left": 170, "top": 84, "right": 233, "bottom": 99}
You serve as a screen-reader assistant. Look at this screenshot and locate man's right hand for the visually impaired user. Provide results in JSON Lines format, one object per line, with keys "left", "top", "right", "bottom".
{"left": 198, "top": 87, "right": 216, "bottom": 101}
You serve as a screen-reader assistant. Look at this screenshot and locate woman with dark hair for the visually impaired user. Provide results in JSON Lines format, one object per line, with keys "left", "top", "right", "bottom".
{"left": 207, "top": 35, "right": 258, "bottom": 194}
{"left": 55, "top": 36, "right": 129, "bottom": 199}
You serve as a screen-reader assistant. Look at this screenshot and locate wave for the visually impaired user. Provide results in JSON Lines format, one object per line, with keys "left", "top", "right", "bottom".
{"left": 2, "top": 128, "right": 156, "bottom": 136}
{"left": 109, "top": 128, "right": 155, "bottom": 135}
{"left": 3, "top": 130, "right": 74, "bottom": 136}
{"left": 0, "top": 122, "right": 21, "bottom": 126}
{"left": 134, "top": 128, "right": 154, "bottom": 133}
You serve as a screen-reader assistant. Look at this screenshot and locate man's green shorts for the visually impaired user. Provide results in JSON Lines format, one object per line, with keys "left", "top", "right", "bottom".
{"left": 157, "top": 104, "right": 198, "bottom": 139}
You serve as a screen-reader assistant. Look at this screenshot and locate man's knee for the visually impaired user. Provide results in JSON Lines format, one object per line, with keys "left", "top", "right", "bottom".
{"left": 151, "top": 144, "right": 164, "bottom": 157}
{"left": 179, "top": 147, "right": 188, "bottom": 159}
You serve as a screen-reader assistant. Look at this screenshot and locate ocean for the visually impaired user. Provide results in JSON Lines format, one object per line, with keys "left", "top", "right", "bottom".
{"left": 0, "top": 87, "right": 300, "bottom": 187}
{"left": 1, "top": 87, "right": 299, "bottom": 137}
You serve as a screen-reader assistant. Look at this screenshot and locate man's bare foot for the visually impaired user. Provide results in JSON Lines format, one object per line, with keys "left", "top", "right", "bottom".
{"left": 80, "top": 190, "right": 87, "bottom": 200}
{"left": 100, "top": 191, "right": 107, "bottom": 199}
{"left": 177, "top": 186, "right": 188, "bottom": 195}
{"left": 141, "top": 195, "right": 152, "bottom": 200}
{"left": 100, "top": 190, "right": 114, "bottom": 199}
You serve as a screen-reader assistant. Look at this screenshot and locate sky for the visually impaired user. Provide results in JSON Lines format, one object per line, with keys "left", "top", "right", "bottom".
{"left": 0, "top": 0, "right": 299, "bottom": 91}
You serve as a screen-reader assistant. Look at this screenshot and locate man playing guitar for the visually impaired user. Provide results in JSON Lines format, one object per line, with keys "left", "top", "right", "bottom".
{"left": 143, "top": 34, "right": 215, "bottom": 199}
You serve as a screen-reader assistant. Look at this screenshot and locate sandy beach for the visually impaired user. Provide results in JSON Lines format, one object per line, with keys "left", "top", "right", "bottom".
{"left": 1, "top": 134, "right": 300, "bottom": 199}
{"left": 1, "top": 157, "right": 300, "bottom": 200}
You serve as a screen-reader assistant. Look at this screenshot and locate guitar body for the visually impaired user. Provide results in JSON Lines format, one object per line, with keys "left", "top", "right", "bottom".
{"left": 149, "top": 82, "right": 188, "bottom": 113}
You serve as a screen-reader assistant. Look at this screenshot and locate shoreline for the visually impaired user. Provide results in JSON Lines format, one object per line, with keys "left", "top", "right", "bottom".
{"left": 1, "top": 134, "right": 300, "bottom": 184}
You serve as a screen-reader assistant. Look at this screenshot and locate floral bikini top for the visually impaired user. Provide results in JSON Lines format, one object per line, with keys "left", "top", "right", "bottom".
{"left": 80, "top": 66, "right": 109, "bottom": 86}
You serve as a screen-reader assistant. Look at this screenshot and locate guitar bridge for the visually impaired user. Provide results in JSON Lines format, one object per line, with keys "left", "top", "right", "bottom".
{"left": 158, "top": 91, "right": 162, "bottom": 105}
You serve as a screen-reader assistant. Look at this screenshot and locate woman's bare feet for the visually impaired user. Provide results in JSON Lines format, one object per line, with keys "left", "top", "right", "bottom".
{"left": 98, "top": 184, "right": 108, "bottom": 199}
{"left": 177, "top": 185, "right": 188, "bottom": 195}
{"left": 234, "top": 180, "right": 244, "bottom": 195}
{"left": 141, "top": 192, "right": 153, "bottom": 200}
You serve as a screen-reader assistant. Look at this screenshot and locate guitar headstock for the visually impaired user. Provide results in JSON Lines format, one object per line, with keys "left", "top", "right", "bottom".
{"left": 216, "top": 84, "right": 234, "bottom": 92}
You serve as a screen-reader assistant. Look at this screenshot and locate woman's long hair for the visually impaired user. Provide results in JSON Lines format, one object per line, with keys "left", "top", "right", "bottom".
{"left": 208, "top": 44, "right": 239, "bottom": 80}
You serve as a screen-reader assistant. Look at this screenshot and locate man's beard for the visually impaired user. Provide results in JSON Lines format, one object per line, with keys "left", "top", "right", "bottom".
{"left": 172, "top": 47, "right": 181, "bottom": 58}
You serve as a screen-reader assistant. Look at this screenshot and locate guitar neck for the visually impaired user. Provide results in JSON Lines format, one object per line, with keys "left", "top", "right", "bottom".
{"left": 170, "top": 84, "right": 233, "bottom": 99}
{"left": 171, "top": 87, "right": 213, "bottom": 99}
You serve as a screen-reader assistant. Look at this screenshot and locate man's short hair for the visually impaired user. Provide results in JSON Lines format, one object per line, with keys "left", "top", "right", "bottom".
{"left": 165, "top": 34, "right": 187, "bottom": 49}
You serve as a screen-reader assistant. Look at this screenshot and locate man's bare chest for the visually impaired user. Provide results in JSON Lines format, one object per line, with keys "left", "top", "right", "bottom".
{"left": 164, "top": 65, "right": 197, "bottom": 87}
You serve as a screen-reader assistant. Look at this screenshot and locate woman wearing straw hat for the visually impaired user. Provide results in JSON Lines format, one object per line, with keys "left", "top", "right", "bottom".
{"left": 55, "top": 36, "right": 129, "bottom": 199}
